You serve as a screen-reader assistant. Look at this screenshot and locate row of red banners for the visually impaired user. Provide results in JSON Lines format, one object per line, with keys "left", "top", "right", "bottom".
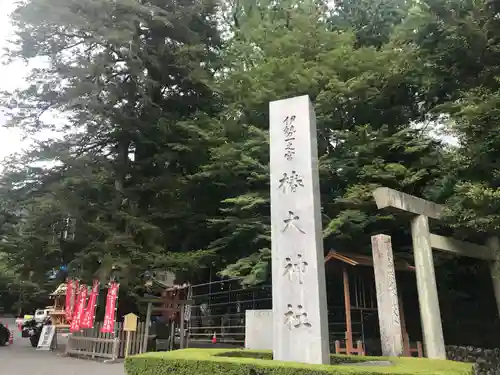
{"left": 65, "top": 279, "right": 119, "bottom": 333}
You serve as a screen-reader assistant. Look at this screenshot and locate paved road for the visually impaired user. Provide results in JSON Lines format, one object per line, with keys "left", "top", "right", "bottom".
{"left": 0, "top": 318, "right": 125, "bottom": 375}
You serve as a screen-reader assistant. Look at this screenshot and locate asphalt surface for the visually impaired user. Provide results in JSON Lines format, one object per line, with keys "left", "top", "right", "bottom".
{"left": 0, "top": 318, "right": 125, "bottom": 375}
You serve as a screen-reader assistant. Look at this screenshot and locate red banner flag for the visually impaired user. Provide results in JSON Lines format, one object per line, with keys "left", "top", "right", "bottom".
{"left": 81, "top": 280, "right": 100, "bottom": 329}
{"left": 101, "top": 282, "right": 119, "bottom": 333}
{"left": 65, "top": 279, "right": 74, "bottom": 322}
{"left": 65, "top": 279, "right": 79, "bottom": 322}
{"left": 70, "top": 285, "right": 88, "bottom": 332}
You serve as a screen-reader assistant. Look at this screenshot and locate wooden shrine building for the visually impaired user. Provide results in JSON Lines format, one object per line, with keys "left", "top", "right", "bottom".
{"left": 139, "top": 275, "right": 192, "bottom": 352}
{"left": 324, "top": 250, "right": 423, "bottom": 357}
{"left": 48, "top": 283, "right": 70, "bottom": 329}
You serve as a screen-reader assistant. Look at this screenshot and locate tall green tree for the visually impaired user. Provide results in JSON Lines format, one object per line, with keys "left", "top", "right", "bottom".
{"left": 201, "top": 0, "right": 446, "bottom": 284}
{"left": 3, "top": 0, "right": 487, "bottom": 293}
{"left": 397, "top": 0, "right": 500, "bottom": 236}
{"left": 330, "top": 0, "right": 409, "bottom": 48}
{"left": 1, "top": 0, "right": 223, "bottom": 286}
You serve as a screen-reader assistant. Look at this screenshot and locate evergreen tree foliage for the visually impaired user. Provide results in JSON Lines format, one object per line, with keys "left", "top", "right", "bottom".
{"left": 0, "top": 0, "right": 223, "bottom": 289}
{"left": 199, "top": 0, "right": 446, "bottom": 283}
{"left": 398, "top": 0, "right": 500, "bottom": 236}
{"left": 2, "top": 0, "right": 500, "bottom": 301}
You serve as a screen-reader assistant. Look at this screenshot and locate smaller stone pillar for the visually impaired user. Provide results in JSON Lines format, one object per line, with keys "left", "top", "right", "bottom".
{"left": 371, "top": 234, "right": 403, "bottom": 357}
{"left": 411, "top": 214, "right": 446, "bottom": 359}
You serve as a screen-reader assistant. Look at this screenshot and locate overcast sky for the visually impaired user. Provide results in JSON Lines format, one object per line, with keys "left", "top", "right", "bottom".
{"left": 0, "top": 0, "right": 30, "bottom": 163}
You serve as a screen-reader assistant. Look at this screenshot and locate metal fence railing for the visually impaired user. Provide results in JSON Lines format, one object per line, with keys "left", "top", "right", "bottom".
{"left": 187, "top": 278, "right": 272, "bottom": 346}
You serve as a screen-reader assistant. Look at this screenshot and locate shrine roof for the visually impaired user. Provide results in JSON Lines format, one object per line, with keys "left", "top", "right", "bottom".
{"left": 324, "top": 250, "right": 415, "bottom": 272}
{"left": 50, "top": 283, "right": 67, "bottom": 296}
{"left": 146, "top": 278, "right": 190, "bottom": 291}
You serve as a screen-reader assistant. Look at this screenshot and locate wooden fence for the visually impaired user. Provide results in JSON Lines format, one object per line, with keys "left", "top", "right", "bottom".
{"left": 65, "top": 321, "right": 147, "bottom": 361}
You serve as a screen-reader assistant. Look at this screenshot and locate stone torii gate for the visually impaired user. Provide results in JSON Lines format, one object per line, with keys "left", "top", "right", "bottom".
{"left": 372, "top": 187, "right": 500, "bottom": 360}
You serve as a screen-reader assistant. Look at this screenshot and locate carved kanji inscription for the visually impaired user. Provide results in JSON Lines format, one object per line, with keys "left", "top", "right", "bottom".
{"left": 283, "top": 115, "right": 297, "bottom": 160}
{"left": 282, "top": 211, "right": 305, "bottom": 234}
{"left": 278, "top": 171, "right": 304, "bottom": 193}
{"left": 284, "top": 304, "right": 312, "bottom": 330}
{"left": 283, "top": 254, "right": 308, "bottom": 284}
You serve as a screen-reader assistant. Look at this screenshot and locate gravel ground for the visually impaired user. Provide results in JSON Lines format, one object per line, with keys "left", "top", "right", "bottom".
{"left": 0, "top": 318, "right": 125, "bottom": 375}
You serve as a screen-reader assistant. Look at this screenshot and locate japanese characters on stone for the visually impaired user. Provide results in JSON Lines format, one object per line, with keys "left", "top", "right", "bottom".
{"left": 279, "top": 171, "right": 304, "bottom": 193}
{"left": 283, "top": 115, "right": 297, "bottom": 161}
{"left": 279, "top": 113, "right": 311, "bottom": 329}
{"left": 282, "top": 210, "right": 305, "bottom": 234}
{"left": 386, "top": 250, "right": 401, "bottom": 325}
{"left": 283, "top": 254, "right": 308, "bottom": 284}
{"left": 284, "top": 304, "right": 312, "bottom": 330}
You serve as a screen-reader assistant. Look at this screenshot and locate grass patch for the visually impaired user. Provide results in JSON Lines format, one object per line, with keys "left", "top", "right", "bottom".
{"left": 125, "top": 348, "right": 473, "bottom": 375}
{"left": 214, "top": 350, "right": 372, "bottom": 364}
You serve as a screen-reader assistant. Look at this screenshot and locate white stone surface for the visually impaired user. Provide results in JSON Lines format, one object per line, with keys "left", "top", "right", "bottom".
{"left": 371, "top": 234, "right": 403, "bottom": 357}
{"left": 430, "top": 233, "right": 493, "bottom": 260}
{"left": 411, "top": 214, "right": 446, "bottom": 359}
{"left": 269, "top": 95, "right": 330, "bottom": 365}
{"left": 245, "top": 310, "right": 273, "bottom": 350}
{"left": 373, "top": 187, "right": 444, "bottom": 219}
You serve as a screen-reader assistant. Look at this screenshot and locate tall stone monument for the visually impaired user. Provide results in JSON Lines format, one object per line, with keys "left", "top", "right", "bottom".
{"left": 269, "top": 95, "right": 330, "bottom": 365}
{"left": 371, "top": 234, "right": 403, "bottom": 357}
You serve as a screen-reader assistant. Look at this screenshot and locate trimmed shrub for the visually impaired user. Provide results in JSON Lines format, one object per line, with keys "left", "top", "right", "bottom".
{"left": 125, "top": 349, "right": 473, "bottom": 375}
{"left": 215, "top": 351, "right": 374, "bottom": 364}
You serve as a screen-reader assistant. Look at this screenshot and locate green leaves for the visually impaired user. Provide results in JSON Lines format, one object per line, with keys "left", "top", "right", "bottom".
{"left": 4, "top": 0, "right": 500, "bottom": 295}
{"left": 0, "top": 0, "right": 224, "bottom": 293}
{"left": 398, "top": 0, "right": 500, "bottom": 235}
{"left": 219, "top": 248, "right": 271, "bottom": 286}
{"left": 201, "top": 0, "right": 448, "bottom": 281}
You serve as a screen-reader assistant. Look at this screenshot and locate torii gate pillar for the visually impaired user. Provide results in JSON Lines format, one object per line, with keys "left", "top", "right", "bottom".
{"left": 373, "top": 187, "right": 446, "bottom": 359}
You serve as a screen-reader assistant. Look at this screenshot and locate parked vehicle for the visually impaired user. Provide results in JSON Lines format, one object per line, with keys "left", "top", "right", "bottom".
{"left": 21, "top": 316, "right": 51, "bottom": 348}
{"left": 34, "top": 309, "right": 52, "bottom": 323}
{"left": 0, "top": 323, "right": 10, "bottom": 346}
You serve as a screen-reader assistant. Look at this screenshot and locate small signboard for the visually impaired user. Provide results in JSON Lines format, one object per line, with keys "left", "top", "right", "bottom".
{"left": 37, "top": 325, "right": 56, "bottom": 350}
{"left": 123, "top": 313, "right": 138, "bottom": 332}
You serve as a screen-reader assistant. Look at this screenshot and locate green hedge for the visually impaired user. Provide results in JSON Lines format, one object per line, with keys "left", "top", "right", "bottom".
{"left": 125, "top": 349, "right": 473, "bottom": 375}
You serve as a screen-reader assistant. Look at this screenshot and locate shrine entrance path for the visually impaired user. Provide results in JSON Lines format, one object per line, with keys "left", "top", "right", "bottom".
{"left": 0, "top": 318, "right": 125, "bottom": 375}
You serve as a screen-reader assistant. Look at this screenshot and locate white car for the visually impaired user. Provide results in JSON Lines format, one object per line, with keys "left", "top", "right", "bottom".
{"left": 16, "top": 314, "right": 34, "bottom": 327}
{"left": 34, "top": 309, "right": 52, "bottom": 323}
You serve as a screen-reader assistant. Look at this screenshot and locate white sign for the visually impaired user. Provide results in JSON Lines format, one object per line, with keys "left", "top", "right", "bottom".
{"left": 245, "top": 310, "right": 273, "bottom": 350}
{"left": 37, "top": 325, "right": 56, "bottom": 350}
